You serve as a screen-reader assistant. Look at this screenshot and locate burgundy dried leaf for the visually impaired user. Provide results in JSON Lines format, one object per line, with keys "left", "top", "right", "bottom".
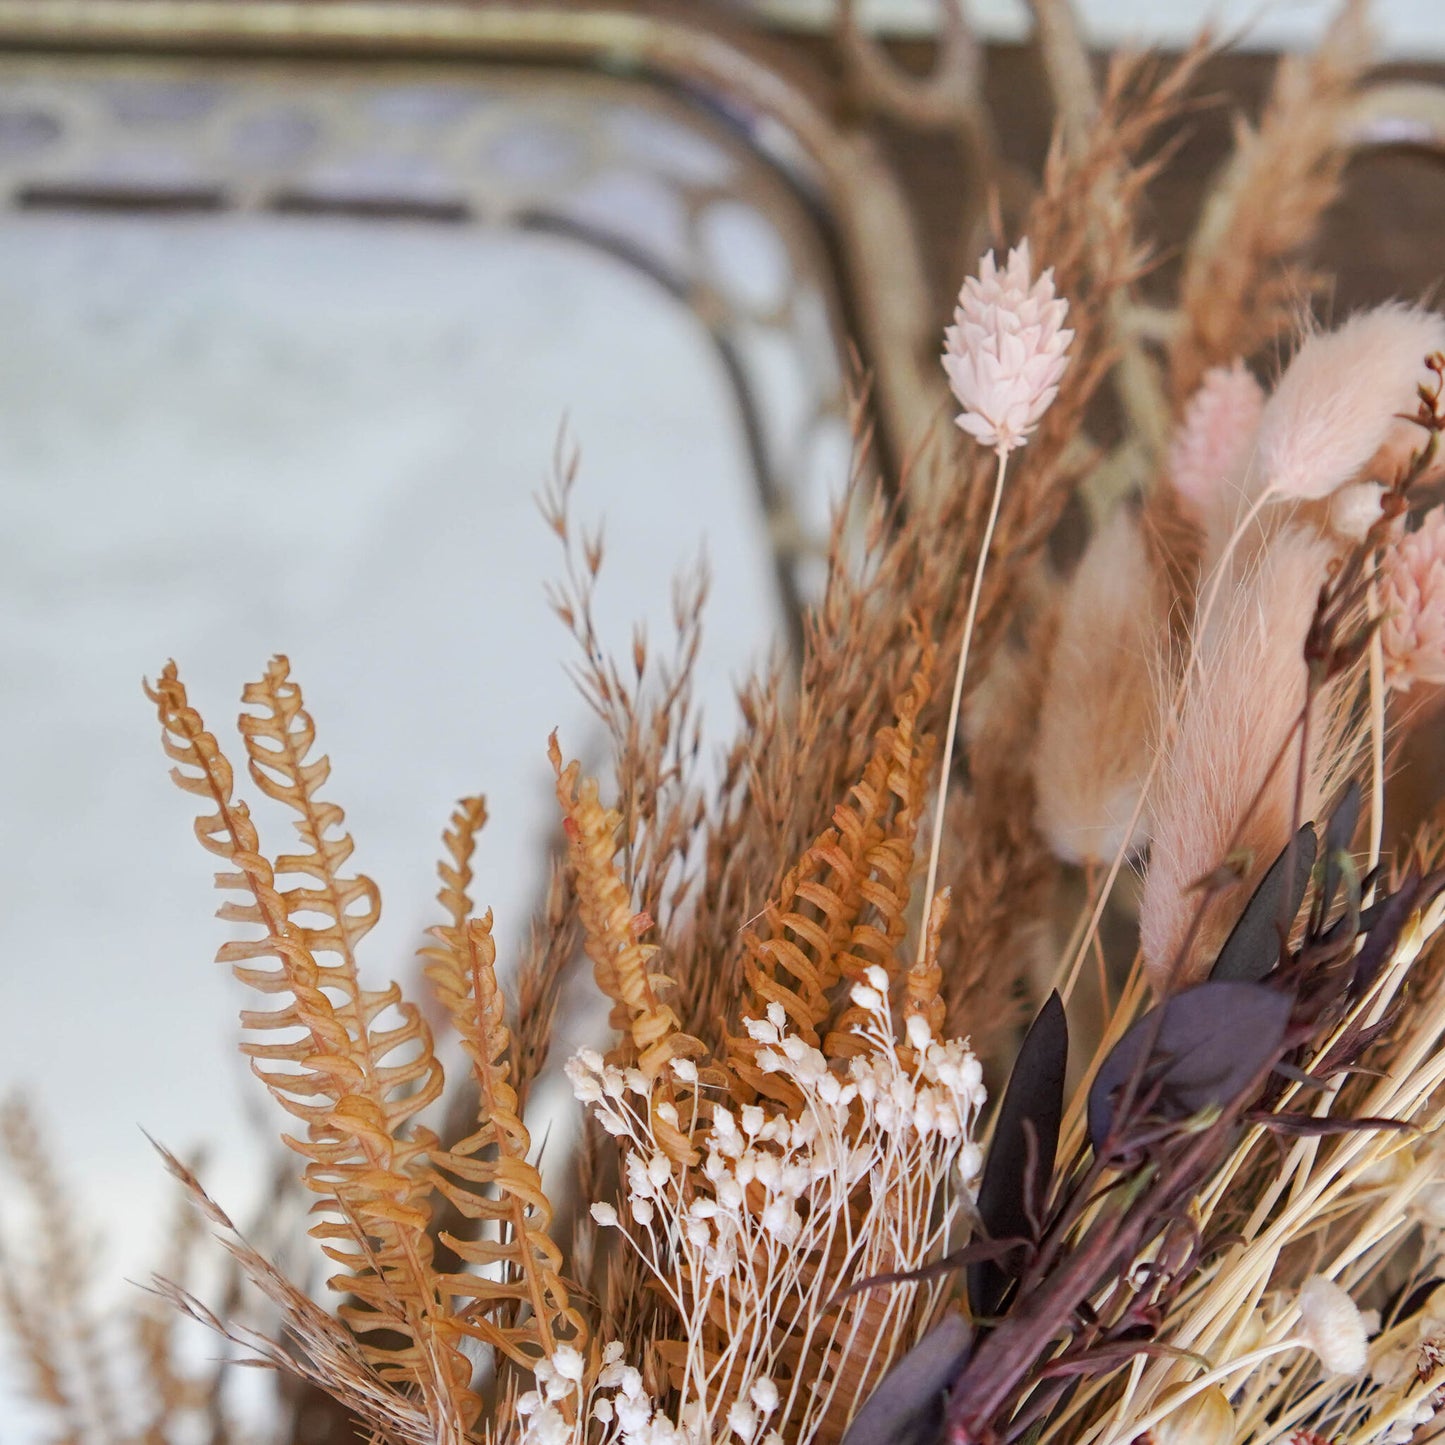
{"left": 969, "top": 992, "right": 1068, "bottom": 1321}
{"left": 1088, "top": 981, "right": 1293, "bottom": 1151}
{"left": 1210, "top": 825, "right": 1316, "bottom": 984}
{"left": 840, "top": 1313, "right": 972, "bottom": 1445}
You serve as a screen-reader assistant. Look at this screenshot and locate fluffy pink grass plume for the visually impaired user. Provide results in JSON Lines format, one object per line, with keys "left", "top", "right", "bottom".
{"left": 1140, "top": 530, "right": 1360, "bottom": 989}
{"left": 1034, "top": 505, "right": 1164, "bottom": 865}
{"left": 1380, "top": 505, "right": 1445, "bottom": 692}
{"left": 1255, "top": 303, "right": 1445, "bottom": 501}
{"left": 942, "top": 240, "right": 1073, "bottom": 455}
{"left": 1169, "top": 362, "right": 1266, "bottom": 517}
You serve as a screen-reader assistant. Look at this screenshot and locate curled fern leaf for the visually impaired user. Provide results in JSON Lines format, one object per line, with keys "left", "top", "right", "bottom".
{"left": 421, "top": 896, "right": 587, "bottom": 1371}
{"left": 147, "top": 661, "right": 474, "bottom": 1428}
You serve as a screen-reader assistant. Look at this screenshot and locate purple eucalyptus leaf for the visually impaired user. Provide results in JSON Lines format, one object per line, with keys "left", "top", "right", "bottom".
{"left": 840, "top": 1313, "right": 972, "bottom": 1445}
{"left": 969, "top": 991, "right": 1067, "bottom": 1322}
{"left": 1210, "top": 825, "right": 1316, "bottom": 983}
{"left": 1088, "top": 981, "right": 1293, "bottom": 1152}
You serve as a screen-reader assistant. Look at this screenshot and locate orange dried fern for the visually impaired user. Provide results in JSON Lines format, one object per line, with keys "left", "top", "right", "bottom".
{"left": 727, "top": 646, "right": 935, "bottom": 1104}
{"left": 147, "top": 659, "right": 474, "bottom": 1426}
{"left": 419, "top": 801, "right": 587, "bottom": 1372}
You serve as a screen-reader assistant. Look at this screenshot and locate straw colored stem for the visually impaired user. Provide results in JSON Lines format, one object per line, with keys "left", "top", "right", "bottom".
{"left": 918, "top": 446, "right": 1009, "bottom": 967}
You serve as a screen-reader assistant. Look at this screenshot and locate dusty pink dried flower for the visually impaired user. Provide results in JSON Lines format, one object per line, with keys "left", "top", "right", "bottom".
{"left": 1380, "top": 505, "right": 1445, "bottom": 691}
{"left": 1256, "top": 304, "right": 1445, "bottom": 501}
{"left": 1169, "top": 361, "right": 1266, "bottom": 517}
{"left": 942, "top": 240, "right": 1073, "bottom": 455}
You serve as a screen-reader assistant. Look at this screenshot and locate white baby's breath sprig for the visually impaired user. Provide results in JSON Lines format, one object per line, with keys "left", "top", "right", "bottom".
{"left": 566, "top": 982, "right": 985, "bottom": 1443}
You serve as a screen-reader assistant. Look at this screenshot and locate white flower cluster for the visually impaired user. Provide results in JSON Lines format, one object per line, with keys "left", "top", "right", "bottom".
{"left": 517, "top": 1343, "right": 775, "bottom": 1445}
{"left": 562, "top": 967, "right": 987, "bottom": 1444}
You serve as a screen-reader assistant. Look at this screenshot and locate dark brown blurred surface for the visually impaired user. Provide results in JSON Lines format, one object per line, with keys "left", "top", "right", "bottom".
{"left": 787, "top": 35, "right": 1445, "bottom": 319}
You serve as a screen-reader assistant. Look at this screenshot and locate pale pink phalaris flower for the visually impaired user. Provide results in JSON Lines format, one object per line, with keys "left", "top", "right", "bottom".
{"left": 942, "top": 240, "right": 1073, "bottom": 456}
{"left": 1380, "top": 505, "right": 1445, "bottom": 691}
{"left": 1255, "top": 304, "right": 1445, "bottom": 501}
{"left": 1168, "top": 361, "right": 1266, "bottom": 518}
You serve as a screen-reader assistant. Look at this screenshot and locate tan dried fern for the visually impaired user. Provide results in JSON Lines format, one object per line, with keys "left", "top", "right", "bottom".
{"left": 419, "top": 805, "right": 587, "bottom": 1370}
{"left": 726, "top": 648, "right": 935, "bottom": 1103}
{"left": 146, "top": 660, "right": 475, "bottom": 1426}
{"left": 550, "top": 734, "right": 707, "bottom": 1096}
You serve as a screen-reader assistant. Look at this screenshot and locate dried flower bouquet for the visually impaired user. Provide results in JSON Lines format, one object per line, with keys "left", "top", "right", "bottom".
{"left": 8, "top": 4, "right": 1445, "bottom": 1445}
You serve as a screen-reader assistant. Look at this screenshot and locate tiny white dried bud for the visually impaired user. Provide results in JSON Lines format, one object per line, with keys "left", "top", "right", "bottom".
{"left": 590, "top": 1201, "right": 619, "bottom": 1228}
{"left": 850, "top": 983, "right": 883, "bottom": 1013}
{"left": 1298, "top": 1275, "right": 1369, "bottom": 1377}
{"left": 906, "top": 1012, "right": 933, "bottom": 1051}
{"left": 551, "top": 1344, "right": 585, "bottom": 1383}
{"left": 749, "top": 1377, "right": 780, "bottom": 1415}
{"left": 671, "top": 1057, "right": 699, "bottom": 1083}
{"left": 1329, "top": 480, "right": 1387, "bottom": 540}
{"left": 727, "top": 1399, "right": 757, "bottom": 1440}
{"left": 942, "top": 239, "right": 1073, "bottom": 456}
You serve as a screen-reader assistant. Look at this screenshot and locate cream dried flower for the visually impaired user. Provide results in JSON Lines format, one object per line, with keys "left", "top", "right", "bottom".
{"left": 942, "top": 239, "right": 1073, "bottom": 455}
{"left": 1380, "top": 505, "right": 1445, "bottom": 691}
{"left": 1298, "top": 1275, "right": 1369, "bottom": 1378}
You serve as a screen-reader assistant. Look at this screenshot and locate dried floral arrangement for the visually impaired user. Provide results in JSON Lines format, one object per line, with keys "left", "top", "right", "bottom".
{"left": 8, "top": 4, "right": 1445, "bottom": 1445}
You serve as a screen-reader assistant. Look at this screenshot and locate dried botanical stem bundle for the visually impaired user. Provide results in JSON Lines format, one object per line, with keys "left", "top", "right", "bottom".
{"left": 10, "top": 7, "right": 1445, "bottom": 1445}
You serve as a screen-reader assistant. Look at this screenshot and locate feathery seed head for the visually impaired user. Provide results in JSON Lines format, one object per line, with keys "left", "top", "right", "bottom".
{"left": 1380, "top": 505, "right": 1445, "bottom": 691}
{"left": 1257, "top": 304, "right": 1445, "bottom": 501}
{"left": 942, "top": 240, "right": 1073, "bottom": 456}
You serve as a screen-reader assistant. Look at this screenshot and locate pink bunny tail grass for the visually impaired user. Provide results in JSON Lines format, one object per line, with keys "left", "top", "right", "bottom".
{"left": 942, "top": 239, "right": 1073, "bottom": 455}
{"left": 1381, "top": 504, "right": 1445, "bottom": 692}
{"left": 1140, "top": 530, "right": 1364, "bottom": 991}
{"left": 1170, "top": 361, "right": 1266, "bottom": 517}
{"left": 1168, "top": 361, "right": 1268, "bottom": 574}
{"left": 1256, "top": 303, "right": 1445, "bottom": 502}
{"left": 1034, "top": 505, "right": 1167, "bottom": 865}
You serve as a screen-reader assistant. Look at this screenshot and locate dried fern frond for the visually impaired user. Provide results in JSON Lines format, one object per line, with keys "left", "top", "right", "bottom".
{"left": 1169, "top": 0, "right": 1373, "bottom": 405}
{"left": 146, "top": 661, "right": 475, "bottom": 1426}
{"left": 725, "top": 645, "right": 935, "bottom": 1105}
{"left": 420, "top": 833, "right": 587, "bottom": 1370}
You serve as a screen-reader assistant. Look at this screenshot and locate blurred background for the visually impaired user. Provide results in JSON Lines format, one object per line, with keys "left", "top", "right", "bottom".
{"left": 0, "top": 0, "right": 1442, "bottom": 1438}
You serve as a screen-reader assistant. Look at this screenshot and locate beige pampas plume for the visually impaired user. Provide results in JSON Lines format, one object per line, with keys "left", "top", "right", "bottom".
{"left": 1256, "top": 304, "right": 1445, "bottom": 502}
{"left": 1034, "top": 504, "right": 1165, "bottom": 865}
{"left": 1140, "top": 530, "right": 1358, "bottom": 989}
